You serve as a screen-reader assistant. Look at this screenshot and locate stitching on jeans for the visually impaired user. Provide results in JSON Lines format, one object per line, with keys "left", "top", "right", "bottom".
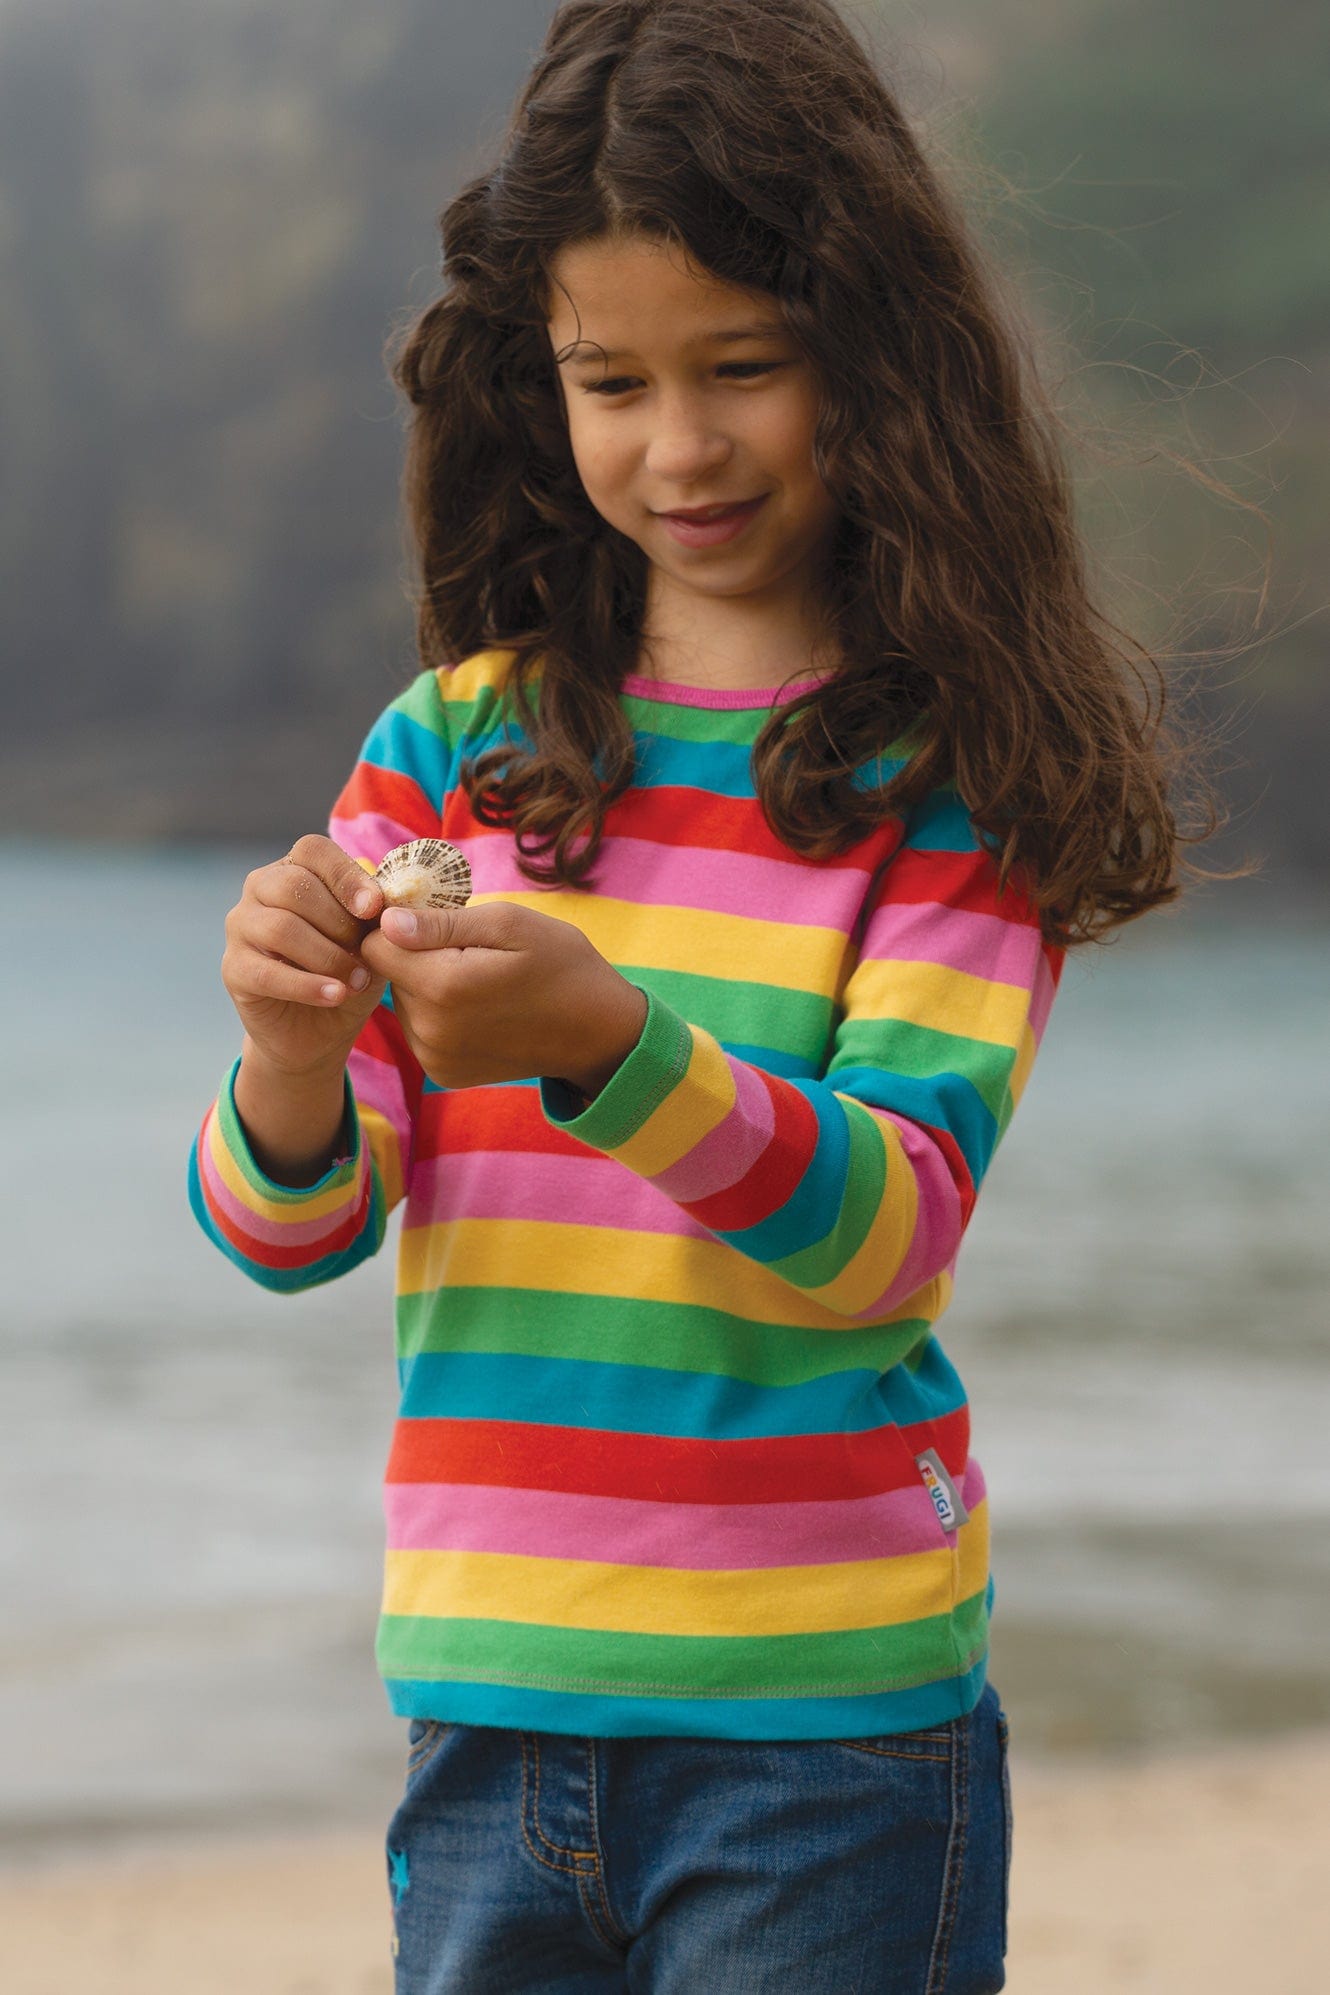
{"left": 584, "top": 1738, "right": 631, "bottom": 1946}
{"left": 831, "top": 1741, "right": 952, "bottom": 1763}
{"left": 405, "top": 1720, "right": 451, "bottom": 1780}
{"left": 577, "top": 1873, "right": 629, "bottom": 1958}
{"left": 520, "top": 1734, "right": 596, "bottom": 1871}
{"left": 925, "top": 1704, "right": 968, "bottom": 1993}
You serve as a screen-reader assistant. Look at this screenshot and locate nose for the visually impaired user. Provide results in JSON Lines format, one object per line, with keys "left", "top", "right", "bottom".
{"left": 642, "top": 391, "right": 733, "bottom": 485}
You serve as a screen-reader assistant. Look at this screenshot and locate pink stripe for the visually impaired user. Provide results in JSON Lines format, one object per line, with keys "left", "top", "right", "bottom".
{"left": 843, "top": 1109, "right": 964, "bottom": 1320}
{"left": 384, "top": 1460, "right": 987, "bottom": 1566}
{"left": 649, "top": 1054, "right": 776, "bottom": 1203}
{"left": 200, "top": 1114, "right": 364, "bottom": 1248}
{"left": 407, "top": 1150, "right": 713, "bottom": 1240}
{"left": 467, "top": 834, "right": 870, "bottom": 930}
{"left": 620, "top": 672, "right": 829, "bottom": 709}
{"left": 860, "top": 898, "right": 1045, "bottom": 985}
{"left": 327, "top": 809, "right": 423, "bottom": 866}
{"left": 1028, "top": 947, "right": 1059, "bottom": 1042}
{"left": 348, "top": 1045, "right": 412, "bottom": 1161}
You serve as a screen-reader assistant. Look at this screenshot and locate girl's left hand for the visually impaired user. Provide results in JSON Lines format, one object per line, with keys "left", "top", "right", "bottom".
{"left": 358, "top": 900, "right": 648, "bottom": 1099}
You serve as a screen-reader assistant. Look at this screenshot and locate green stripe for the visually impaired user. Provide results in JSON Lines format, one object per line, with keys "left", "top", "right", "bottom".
{"left": 619, "top": 694, "right": 772, "bottom": 745}
{"left": 377, "top": 1588, "right": 987, "bottom": 1698}
{"left": 627, "top": 967, "right": 837, "bottom": 1060}
{"left": 393, "top": 668, "right": 450, "bottom": 740}
{"left": 395, "top": 1285, "right": 931, "bottom": 1380}
{"left": 767, "top": 1096, "right": 887, "bottom": 1290}
{"left": 833, "top": 1018, "right": 1015, "bottom": 1122}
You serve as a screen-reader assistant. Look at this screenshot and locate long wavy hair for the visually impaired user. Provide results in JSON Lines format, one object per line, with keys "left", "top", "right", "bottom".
{"left": 386, "top": 0, "right": 1259, "bottom": 946}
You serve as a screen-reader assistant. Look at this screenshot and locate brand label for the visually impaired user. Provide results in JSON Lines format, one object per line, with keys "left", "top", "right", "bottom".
{"left": 915, "top": 1448, "right": 970, "bottom": 1532}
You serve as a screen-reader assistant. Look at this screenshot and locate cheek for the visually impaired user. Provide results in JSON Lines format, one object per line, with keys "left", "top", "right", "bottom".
{"left": 565, "top": 410, "right": 631, "bottom": 504}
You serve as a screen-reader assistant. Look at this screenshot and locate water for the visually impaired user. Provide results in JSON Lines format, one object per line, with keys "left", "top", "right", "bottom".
{"left": 2, "top": 839, "right": 1327, "bottom": 1857}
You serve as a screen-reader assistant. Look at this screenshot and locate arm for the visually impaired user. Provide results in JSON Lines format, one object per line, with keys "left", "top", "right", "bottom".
{"left": 538, "top": 786, "right": 1064, "bottom": 1325}
{"left": 186, "top": 670, "right": 454, "bottom": 1291}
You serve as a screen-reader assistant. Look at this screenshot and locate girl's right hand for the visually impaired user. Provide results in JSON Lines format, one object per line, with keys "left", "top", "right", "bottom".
{"left": 221, "top": 834, "right": 389, "bottom": 1078}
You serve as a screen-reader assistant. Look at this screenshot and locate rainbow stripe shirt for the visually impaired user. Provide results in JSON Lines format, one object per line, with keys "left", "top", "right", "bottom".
{"left": 188, "top": 649, "right": 1064, "bottom": 1739}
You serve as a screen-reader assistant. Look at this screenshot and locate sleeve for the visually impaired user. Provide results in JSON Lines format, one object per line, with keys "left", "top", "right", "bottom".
{"left": 186, "top": 668, "right": 456, "bottom": 1293}
{"left": 538, "top": 785, "right": 1065, "bottom": 1325}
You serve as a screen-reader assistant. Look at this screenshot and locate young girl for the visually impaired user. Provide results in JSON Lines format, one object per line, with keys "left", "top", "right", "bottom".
{"left": 189, "top": 2, "right": 1219, "bottom": 1986}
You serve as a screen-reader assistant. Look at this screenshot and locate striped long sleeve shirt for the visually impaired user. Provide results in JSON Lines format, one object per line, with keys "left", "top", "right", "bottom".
{"left": 188, "top": 648, "right": 1064, "bottom": 1739}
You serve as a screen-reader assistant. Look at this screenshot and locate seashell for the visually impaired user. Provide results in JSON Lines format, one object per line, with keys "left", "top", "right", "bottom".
{"left": 373, "top": 838, "right": 472, "bottom": 911}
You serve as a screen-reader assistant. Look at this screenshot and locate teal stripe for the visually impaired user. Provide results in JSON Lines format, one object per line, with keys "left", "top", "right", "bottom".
{"left": 383, "top": 1649, "right": 991, "bottom": 1739}
{"left": 766, "top": 1096, "right": 888, "bottom": 1289}
{"left": 186, "top": 1132, "right": 388, "bottom": 1293}
{"left": 396, "top": 1350, "right": 887, "bottom": 1435}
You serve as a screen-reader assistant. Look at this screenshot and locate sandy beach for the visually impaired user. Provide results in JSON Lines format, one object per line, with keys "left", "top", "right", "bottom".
{"left": 1, "top": 1726, "right": 1325, "bottom": 1994}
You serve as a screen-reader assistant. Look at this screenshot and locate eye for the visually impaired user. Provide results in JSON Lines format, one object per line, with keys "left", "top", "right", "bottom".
{"left": 578, "top": 361, "right": 785, "bottom": 397}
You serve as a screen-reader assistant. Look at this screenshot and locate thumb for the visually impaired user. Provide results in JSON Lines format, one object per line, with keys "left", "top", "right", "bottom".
{"left": 378, "top": 900, "right": 518, "bottom": 950}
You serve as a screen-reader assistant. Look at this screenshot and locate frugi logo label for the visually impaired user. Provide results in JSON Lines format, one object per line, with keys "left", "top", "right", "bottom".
{"left": 915, "top": 1448, "right": 969, "bottom": 1532}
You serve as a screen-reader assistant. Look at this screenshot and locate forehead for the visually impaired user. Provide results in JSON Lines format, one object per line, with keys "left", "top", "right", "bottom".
{"left": 545, "top": 235, "right": 787, "bottom": 357}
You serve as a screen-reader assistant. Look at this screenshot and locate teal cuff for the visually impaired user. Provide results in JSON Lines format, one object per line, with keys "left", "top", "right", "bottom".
{"left": 216, "top": 1054, "right": 362, "bottom": 1202}
{"left": 538, "top": 985, "right": 692, "bottom": 1150}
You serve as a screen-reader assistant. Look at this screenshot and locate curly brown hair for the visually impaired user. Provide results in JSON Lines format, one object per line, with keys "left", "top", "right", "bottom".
{"left": 386, "top": 0, "right": 1261, "bottom": 946}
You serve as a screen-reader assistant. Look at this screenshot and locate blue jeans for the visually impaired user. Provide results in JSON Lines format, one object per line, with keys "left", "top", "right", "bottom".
{"left": 385, "top": 1681, "right": 1012, "bottom": 1992}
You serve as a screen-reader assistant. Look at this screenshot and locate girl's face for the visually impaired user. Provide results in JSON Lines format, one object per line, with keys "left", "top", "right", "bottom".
{"left": 545, "top": 233, "right": 840, "bottom": 620}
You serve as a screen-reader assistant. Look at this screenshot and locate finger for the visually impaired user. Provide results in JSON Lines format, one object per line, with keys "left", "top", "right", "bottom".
{"left": 249, "top": 857, "right": 378, "bottom": 949}
{"left": 378, "top": 900, "right": 522, "bottom": 950}
{"left": 280, "top": 835, "right": 384, "bottom": 922}
{"left": 225, "top": 941, "right": 381, "bottom": 1008}
{"left": 238, "top": 904, "right": 378, "bottom": 990}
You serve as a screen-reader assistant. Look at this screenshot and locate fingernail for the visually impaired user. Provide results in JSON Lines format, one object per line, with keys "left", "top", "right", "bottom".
{"left": 385, "top": 909, "right": 417, "bottom": 938}
{"left": 349, "top": 966, "right": 370, "bottom": 991}
{"left": 353, "top": 887, "right": 376, "bottom": 917}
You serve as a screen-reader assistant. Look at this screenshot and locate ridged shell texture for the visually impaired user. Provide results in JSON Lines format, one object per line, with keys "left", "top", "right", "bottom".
{"left": 373, "top": 838, "right": 472, "bottom": 911}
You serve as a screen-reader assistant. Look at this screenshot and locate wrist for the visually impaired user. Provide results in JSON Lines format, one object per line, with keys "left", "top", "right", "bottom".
{"left": 240, "top": 1034, "right": 349, "bottom": 1091}
{"left": 562, "top": 980, "right": 648, "bottom": 1100}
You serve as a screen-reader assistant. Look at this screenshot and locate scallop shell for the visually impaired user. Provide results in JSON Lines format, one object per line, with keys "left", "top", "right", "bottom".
{"left": 373, "top": 838, "right": 472, "bottom": 911}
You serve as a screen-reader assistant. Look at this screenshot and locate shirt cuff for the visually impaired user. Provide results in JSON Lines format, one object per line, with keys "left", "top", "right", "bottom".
{"left": 216, "top": 1054, "right": 362, "bottom": 1202}
{"left": 539, "top": 985, "right": 691, "bottom": 1149}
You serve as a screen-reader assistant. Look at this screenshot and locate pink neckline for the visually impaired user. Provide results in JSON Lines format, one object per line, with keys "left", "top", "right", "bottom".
{"left": 620, "top": 671, "right": 829, "bottom": 709}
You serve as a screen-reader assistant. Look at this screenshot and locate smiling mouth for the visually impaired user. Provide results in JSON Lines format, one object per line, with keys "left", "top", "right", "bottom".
{"left": 656, "top": 498, "right": 765, "bottom": 519}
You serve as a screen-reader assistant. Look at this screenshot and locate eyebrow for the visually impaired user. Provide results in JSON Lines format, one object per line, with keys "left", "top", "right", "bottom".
{"left": 554, "top": 324, "right": 789, "bottom": 366}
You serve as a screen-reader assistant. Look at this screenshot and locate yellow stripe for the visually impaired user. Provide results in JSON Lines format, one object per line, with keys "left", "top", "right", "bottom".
{"left": 1008, "top": 1018, "right": 1038, "bottom": 1110}
{"left": 847, "top": 959, "right": 1030, "bottom": 1051}
{"left": 206, "top": 1106, "right": 363, "bottom": 1221}
{"left": 438, "top": 648, "right": 516, "bottom": 709}
{"left": 359, "top": 1104, "right": 403, "bottom": 1214}
{"left": 383, "top": 1502, "right": 988, "bottom": 1636}
{"left": 398, "top": 1216, "right": 946, "bottom": 1333}
{"left": 801, "top": 1103, "right": 919, "bottom": 1315}
{"left": 472, "top": 891, "right": 847, "bottom": 994}
{"left": 610, "top": 1027, "right": 735, "bottom": 1178}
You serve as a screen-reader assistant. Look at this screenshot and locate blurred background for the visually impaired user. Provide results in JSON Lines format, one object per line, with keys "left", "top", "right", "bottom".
{"left": 2, "top": 0, "right": 1327, "bottom": 1870}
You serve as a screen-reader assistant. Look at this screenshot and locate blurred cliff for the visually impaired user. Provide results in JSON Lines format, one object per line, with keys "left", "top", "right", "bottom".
{"left": 0, "top": 0, "right": 1323, "bottom": 892}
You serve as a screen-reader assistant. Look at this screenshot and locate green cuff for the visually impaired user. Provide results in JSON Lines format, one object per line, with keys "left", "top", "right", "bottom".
{"left": 216, "top": 1054, "right": 362, "bottom": 1203}
{"left": 539, "top": 985, "right": 692, "bottom": 1150}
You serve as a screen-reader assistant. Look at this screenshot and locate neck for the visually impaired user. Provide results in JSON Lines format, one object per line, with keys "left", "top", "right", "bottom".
{"left": 639, "top": 571, "right": 838, "bottom": 691}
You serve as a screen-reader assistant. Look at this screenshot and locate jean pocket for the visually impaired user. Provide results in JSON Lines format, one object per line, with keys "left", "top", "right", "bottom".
{"left": 405, "top": 1717, "right": 450, "bottom": 1779}
{"left": 996, "top": 1709, "right": 1013, "bottom": 1956}
{"left": 832, "top": 1718, "right": 956, "bottom": 1762}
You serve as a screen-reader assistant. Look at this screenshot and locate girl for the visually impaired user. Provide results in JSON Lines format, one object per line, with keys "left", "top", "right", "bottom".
{"left": 189, "top": 2, "right": 1226, "bottom": 1987}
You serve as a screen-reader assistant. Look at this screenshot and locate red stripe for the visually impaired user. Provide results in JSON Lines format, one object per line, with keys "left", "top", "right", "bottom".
{"left": 682, "top": 1068, "right": 819, "bottom": 1232}
{"left": 333, "top": 761, "right": 439, "bottom": 837}
{"left": 416, "top": 1085, "right": 591, "bottom": 1164}
{"left": 604, "top": 786, "right": 901, "bottom": 870}
{"left": 202, "top": 1154, "right": 374, "bottom": 1269}
{"left": 385, "top": 1406, "right": 970, "bottom": 1504}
